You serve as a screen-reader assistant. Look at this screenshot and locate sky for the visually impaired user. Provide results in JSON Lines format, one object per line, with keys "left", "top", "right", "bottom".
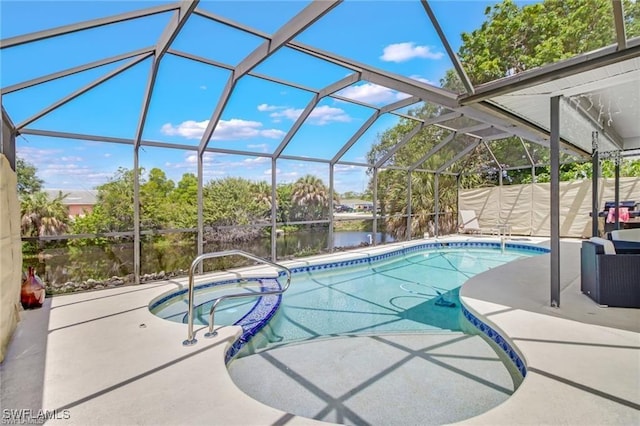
{"left": 0, "top": 0, "right": 534, "bottom": 195}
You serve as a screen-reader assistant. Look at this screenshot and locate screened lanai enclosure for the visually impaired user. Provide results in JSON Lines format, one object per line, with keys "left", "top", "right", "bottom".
{"left": 1, "top": 0, "right": 639, "bottom": 306}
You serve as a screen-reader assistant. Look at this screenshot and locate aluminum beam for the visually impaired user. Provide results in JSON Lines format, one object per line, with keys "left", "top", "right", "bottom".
{"left": 410, "top": 124, "right": 489, "bottom": 171}
{"left": 169, "top": 48, "right": 423, "bottom": 123}
{"left": 407, "top": 171, "right": 412, "bottom": 240}
{"left": 420, "top": 1, "right": 474, "bottom": 94}
{"left": 335, "top": 160, "right": 370, "bottom": 168}
{"left": 278, "top": 155, "right": 330, "bottom": 164}
{"left": 374, "top": 112, "right": 462, "bottom": 168}
{"left": 436, "top": 139, "right": 482, "bottom": 173}
{"left": 329, "top": 164, "right": 335, "bottom": 252}
{"left": 612, "top": 0, "right": 627, "bottom": 50}
{"left": 482, "top": 141, "right": 502, "bottom": 169}
{"left": 592, "top": 132, "right": 600, "bottom": 237}
{"left": 479, "top": 132, "right": 512, "bottom": 142}
{"left": 193, "top": 8, "right": 269, "bottom": 39}
{"left": 236, "top": 1, "right": 341, "bottom": 78}
{"left": 198, "top": 0, "right": 341, "bottom": 153}
{"left": 133, "top": 146, "right": 141, "bottom": 285}
{"left": 0, "top": 3, "right": 179, "bottom": 49}
{"left": 332, "top": 112, "right": 379, "bottom": 164}
{"left": 134, "top": 0, "right": 199, "bottom": 150}
{"left": 550, "top": 95, "right": 561, "bottom": 308}
{"left": 459, "top": 103, "right": 590, "bottom": 158}
{"left": 19, "top": 128, "right": 274, "bottom": 158}
{"left": 372, "top": 168, "right": 378, "bottom": 245}
{"left": 16, "top": 53, "right": 151, "bottom": 130}
{"left": 167, "top": 49, "right": 234, "bottom": 71}
{"left": 410, "top": 132, "right": 456, "bottom": 171}
{"left": 1, "top": 47, "right": 155, "bottom": 95}
{"left": 434, "top": 173, "right": 440, "bottom": 236}
{"left": 520, "top": 137, "right": 535, "bottom": 167}
{"left": 273, "top": 72, "right": 360, "bottom": 158}
{"left": 289, "top": 41, "right": 459, "bottom": 109}
{"left": 380, "top": 96, "right": 421, "bottom": 114}
{"left": 615, "top": 154, "right": 621, "bottom": 230}
{"left": 197, "top": 152, "right": 204, "bottom": 271}
{"left": 271, "top": 158, "right": 277, "bottom": 260}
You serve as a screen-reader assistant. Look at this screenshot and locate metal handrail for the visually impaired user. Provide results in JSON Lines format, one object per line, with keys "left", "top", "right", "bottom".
{"left": 183, "top": 250, "right": 292, "bottom": 346}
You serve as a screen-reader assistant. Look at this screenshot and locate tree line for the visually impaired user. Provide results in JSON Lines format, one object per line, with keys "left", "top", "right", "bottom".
{"left": 18, "top": 160, "right": 340, "bottom": 241}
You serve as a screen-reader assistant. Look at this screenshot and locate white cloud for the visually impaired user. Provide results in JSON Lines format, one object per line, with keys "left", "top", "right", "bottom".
{"left": 258, "top": 103, "right": 281, "bottom": 112}
{"left": 199, "top": 85, "right": 207, "bottom": 90}
{"left": 409, "top": 75, "right": 435, "bottom": 85}
{"left": 269, "top": 108, "right": 303, "bottom": 121}
{"left": 260, "top": 129, "right": 285, "bottom": 139}
{"left": 247, "top": 143, "right": 269, "bottom": 152}
{"left": 337, "top": 83, "right": 411, "bottom": 105}
{"left": 60, "top": 156, "right": 83, "bottom": 162}
{"left": 334, "top": 164, "right": 360, "bottom": 174}
{"left": 244, "top": 157, "right": 269, "bottom": 165}
{"left": 161, "top": 118, "right": 284, "bottom": 141}
{"left": 309, "top": 105, "right": 351, "bottom": 125}
{"left": 184, "top": 152, "right": 218, "bottom": 165}
{"left": 161, "top": 120, "right": 207, "bottom": 140}
{"left": 380, "top": 42, "right": 444, "bottom": 62}
{"left": 260, "top": 103, "right": 351, "bottom": 125}
{"left": 104, "top": 153, "right": 112, "bottom": 158}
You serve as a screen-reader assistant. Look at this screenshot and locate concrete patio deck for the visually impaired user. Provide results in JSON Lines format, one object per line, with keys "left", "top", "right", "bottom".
{"left": 1, "top": 237, "right": 638, "bottom": 425}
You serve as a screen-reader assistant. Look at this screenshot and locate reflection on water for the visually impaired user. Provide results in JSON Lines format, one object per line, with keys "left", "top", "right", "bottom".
{"left": 24, "top": 230, "right": 394, "bottom": 287}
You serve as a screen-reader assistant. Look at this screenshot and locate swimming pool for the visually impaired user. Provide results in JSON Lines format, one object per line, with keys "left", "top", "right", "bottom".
{"left": 150, "top": 241, "right": 547, "bottom": 364}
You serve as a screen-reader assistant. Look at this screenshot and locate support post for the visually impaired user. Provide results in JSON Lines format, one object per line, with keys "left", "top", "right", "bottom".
{"left": 434, "top": 173, "right": 440, "bottom": 237}
{"left": 271, "top": 158, "right": 277, "bottom": 261}
{"left": 550, "top": 96, "right": 561, "bottom": 308}
{"left": 329, "top": 164, "right": 335, "bottom": 252}
{"left": 456, "top": 174, "right": 460, "bottom": 231}
{"left": 407, "top": 171, "right": 412, "bottom": 240}
{"left": 372, "top": 167, "right": 378, "bottom": 246}
{"left": 133, "top": 146, "right": 141, "bottom": 285}
{"left": 197, "top": 151, "right": 204, "bottom": 274}
{"left": 591, "top": 132, "right": 599, "bottom": 237}
{"left": 614, "top": 152, "right": 620, "bottom": 231}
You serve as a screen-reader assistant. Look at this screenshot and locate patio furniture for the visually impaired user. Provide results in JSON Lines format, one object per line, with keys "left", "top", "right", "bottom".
{"left": 591, "top": 201, "right": 640, "bottom": 234}
{"left": 459, "top": 210, "right": 485, "bottom": 234}
{"left": 580, "top": 237, "right": 640, "bottom": 308}
{"left": 608, "top": 228, "right": 640, "bottom": 252}
{"left": 459, "top": 210, "right": 510, "bottom": 236}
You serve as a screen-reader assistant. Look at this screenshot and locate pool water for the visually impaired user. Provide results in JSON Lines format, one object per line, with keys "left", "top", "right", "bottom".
{"left": 151, "top": 246, "right": 537, "bottom": 354}
{"left": 259, "top": 248, "right": 531, "bottom": 345}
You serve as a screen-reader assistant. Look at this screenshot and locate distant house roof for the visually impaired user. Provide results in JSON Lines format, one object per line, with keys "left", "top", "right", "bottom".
{"left": 44, "top": 189, "right": 97, "bottom": 205}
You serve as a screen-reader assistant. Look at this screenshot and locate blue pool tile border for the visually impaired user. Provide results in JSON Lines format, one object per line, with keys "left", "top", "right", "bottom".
{"left": 224, "top": 279, "right": 282, "bottom": 363}
{"left": 461, "top": 304, "right": 527, "bottom": 378}
{"left": 150, "top": 241, "right": 548, "bottom": 363}
{"left": 277, "top": 242, "right": 549, "bottom": 277}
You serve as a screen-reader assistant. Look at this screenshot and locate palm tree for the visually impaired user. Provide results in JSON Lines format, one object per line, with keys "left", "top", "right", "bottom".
{"left": 21, "top": 191, "right": 69, "bottom": 237}
{"left": 253, "top": 181, "right": 272, "bottom": 218}
{"left": 291, "top": 175, "right": 334, "bottom": 221}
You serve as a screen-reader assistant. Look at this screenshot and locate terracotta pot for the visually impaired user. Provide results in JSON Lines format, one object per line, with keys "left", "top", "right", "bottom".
{"left": 21, "top": 267, "right": 45, "bottom": 309}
